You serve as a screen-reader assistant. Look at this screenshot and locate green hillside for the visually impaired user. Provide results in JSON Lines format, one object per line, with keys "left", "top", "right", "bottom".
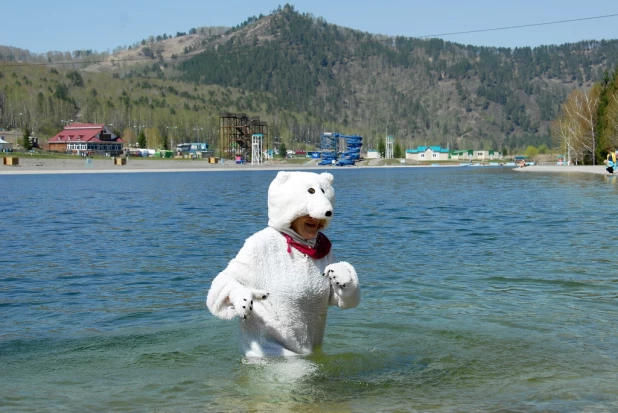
{"left": 1, "top": 4, "right": 617, "bottom": 154}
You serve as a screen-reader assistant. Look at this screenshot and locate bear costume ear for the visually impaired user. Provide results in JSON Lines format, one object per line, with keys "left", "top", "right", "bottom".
{"left": 320, "top": 172, "right": 334, "bottom": 185}
{"left": 273, "top": 171, "right": 291, "bottom": 186}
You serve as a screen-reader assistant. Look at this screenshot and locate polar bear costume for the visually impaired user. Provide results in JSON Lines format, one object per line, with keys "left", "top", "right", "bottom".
{"left": 206, "top": 171, "right": 360, "bottom": 357}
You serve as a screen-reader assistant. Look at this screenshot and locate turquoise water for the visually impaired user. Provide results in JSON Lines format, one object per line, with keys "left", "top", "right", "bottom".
{"left": 1, "top": 167, "right": 617, "bottom": 412}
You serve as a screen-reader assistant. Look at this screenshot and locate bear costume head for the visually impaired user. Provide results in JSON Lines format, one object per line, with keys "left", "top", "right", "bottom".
{"left": 268, "top": 171, "right": 336, "bottom": 232}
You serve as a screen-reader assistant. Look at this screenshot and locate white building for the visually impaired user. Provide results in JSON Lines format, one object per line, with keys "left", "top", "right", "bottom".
{"left": 405, "top": 146, "right": 450, "bottom": 161}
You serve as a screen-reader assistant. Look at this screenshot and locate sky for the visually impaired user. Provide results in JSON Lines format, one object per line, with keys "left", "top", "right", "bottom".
{"left": 2, "top": 0, "right": 618, "bottom": 54}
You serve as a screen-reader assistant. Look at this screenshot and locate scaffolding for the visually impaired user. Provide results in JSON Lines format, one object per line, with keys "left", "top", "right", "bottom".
{"left": 219, "top": 113, "right": 268, "bottom": 161}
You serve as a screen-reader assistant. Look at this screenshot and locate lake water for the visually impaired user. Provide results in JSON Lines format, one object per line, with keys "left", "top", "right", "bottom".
{"left": 1, "top": 167, "right": 617, "bottom": 412}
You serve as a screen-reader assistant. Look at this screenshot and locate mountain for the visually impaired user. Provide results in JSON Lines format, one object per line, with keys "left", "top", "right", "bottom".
{"left": 1, "top": 4, "right": 617, "bottom": 154}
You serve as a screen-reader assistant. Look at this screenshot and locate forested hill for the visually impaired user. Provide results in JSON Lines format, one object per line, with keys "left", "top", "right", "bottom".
{"left": 176, "top": 6, "right": 618, "bottom": 151}
{"left": 1, "top": 5, "right": 618, "bottom": 153}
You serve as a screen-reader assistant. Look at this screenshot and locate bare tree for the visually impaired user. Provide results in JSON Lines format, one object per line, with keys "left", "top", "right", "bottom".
{"left": 552, "top": 116, "right": 578, "bottom": 164}
{"left": 562, "top": 86, "right": 600, "bottom": 164}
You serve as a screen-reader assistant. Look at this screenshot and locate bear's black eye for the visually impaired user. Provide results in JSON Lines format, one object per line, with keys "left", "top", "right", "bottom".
{"left": 308, "top": 188, "right": 315, "bottom": 194}
{"left": 321, "top": 188, "right": 325, "bottom": 193}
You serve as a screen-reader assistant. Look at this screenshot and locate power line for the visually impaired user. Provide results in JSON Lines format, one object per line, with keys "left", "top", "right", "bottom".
{"left": 1, "top": 13, "right": 618, "bottom": 69}
{"left": 418, "top": 13, "right": 618, "bottom": 39}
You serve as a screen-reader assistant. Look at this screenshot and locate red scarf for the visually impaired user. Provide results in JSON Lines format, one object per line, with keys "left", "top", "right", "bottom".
{"left": 281, "top": 232, "right": 332, "bottom": 259}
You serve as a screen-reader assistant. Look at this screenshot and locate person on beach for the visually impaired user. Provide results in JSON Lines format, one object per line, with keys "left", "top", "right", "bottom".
{"left": 206, "top": 171, "right": 361, "bottom": 357}
{"left": 606, "top": 149, "right": 617, "bottom": 174}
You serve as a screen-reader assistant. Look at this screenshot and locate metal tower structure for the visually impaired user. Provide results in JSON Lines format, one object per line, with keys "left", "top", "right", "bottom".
{"left": 251, "top": 134, "right": 263, "bottom": 165}
{"left": 219, "top": 113, "right": 268, "bottom": 161}
{"left": 385, "top": 135, "right": 394, "bottom": 159}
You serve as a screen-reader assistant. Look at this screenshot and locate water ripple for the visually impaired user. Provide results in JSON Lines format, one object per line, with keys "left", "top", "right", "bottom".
{"left": 1, "top": 168, "right": 617, "bottom": 411}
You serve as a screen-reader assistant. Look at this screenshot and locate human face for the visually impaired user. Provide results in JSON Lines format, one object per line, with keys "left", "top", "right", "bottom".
{"left": 290, "top": 215, "right": 324, "bottom": 240}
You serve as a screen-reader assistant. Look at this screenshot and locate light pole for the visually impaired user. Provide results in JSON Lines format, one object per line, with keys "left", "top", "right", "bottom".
{"left": 193, "top": 127, "right": 203, "bottom": 142}
{"left": 167, "top": 126, "right": 177, "bottom": 149}
{"left": 133, "top": 125, "right": 145, "bottom": 147}
{"left": 274, "top": 136, "right": 280, "bottom": 157}
{"left": 60, "top": 119, "right": 74, "bottom": 129}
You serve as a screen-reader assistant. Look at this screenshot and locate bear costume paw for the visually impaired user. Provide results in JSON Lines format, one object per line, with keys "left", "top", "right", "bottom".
{"left": 229, "top": 288, "right": 269, "bottom": 320}
{"left": 323, "top": 261, "right": 358, "bottom": 297}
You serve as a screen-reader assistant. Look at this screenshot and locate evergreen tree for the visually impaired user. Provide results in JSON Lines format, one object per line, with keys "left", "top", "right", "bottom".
{"left": 22, "top": 125, "right": 33, "bottom": 150}
{"left": 137, "top": 131, "right": 147, "bottom": 148}
{"left": 394, "top": 142, "right": 403, "bottom": 158}
{"left": 377, "top": 138, "right": 386, "bottom": 158}
{"left": 66, "top": 70, "right": 84, "bottom": 87}
{"left": 279, "top": 142, "right": 287, "bottom": 158}
{"left": 596, "top": 70, "right": 611, "bottom": 157}
{"left": 162, "top": 135, "right": 170, "bottom": 150}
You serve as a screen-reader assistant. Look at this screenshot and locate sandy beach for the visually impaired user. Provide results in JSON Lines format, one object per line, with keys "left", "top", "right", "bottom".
{"left": 514, "top": 164, "right": 608, "bottom": 175}
{"left": 0, "top": 156, "right": 610, "bottom": 175}
{"left": 0, "top": 156, "right": 322, "bottom": 175}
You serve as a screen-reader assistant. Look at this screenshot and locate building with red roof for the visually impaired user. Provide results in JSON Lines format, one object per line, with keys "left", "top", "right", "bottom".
{"left": 48, "top": 123, "right": 123, "bottom": 155}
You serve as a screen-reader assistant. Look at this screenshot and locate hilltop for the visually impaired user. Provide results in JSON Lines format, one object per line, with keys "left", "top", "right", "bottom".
{"left": 81, "top": 26, "right": 233, "bottom": 73}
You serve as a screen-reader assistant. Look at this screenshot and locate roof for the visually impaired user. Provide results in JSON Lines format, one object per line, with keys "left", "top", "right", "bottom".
{"left": 49, "top": 124, "right": 123, "bottom": 144}
{"left": 406, "top": 145, "right": 450, "bottom": 154}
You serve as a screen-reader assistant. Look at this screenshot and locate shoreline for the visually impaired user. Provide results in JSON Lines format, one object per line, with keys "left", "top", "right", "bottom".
{"left": 513, "top": 164, "right": 608, "bottom": 175}
{"left": 0, "top": 156, "right": 610, "bottom": 175}
{"left": 0, "top": 157, "right": 325, "bottom": 175}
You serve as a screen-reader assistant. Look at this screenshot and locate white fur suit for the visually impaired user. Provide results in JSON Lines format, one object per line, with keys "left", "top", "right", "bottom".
{"left": 206, "top": 171, "right": 360, "bottom": 357}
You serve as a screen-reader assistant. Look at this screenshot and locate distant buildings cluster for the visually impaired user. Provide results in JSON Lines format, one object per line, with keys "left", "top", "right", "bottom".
{"left": 366, "top": 146, "right": 500, "bottom": 161}
{"left": 11, "top": 123, "right": 501, "bottom": 163}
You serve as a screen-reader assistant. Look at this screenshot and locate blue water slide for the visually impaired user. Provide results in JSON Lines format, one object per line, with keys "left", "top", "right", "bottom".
{"left": 320, "top": 132, "right": 363, "bottom": 165}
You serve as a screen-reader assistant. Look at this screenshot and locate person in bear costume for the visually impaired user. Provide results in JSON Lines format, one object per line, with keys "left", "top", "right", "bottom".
{"left": 206, "top": 171, "right": 360, "bottom": 357}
